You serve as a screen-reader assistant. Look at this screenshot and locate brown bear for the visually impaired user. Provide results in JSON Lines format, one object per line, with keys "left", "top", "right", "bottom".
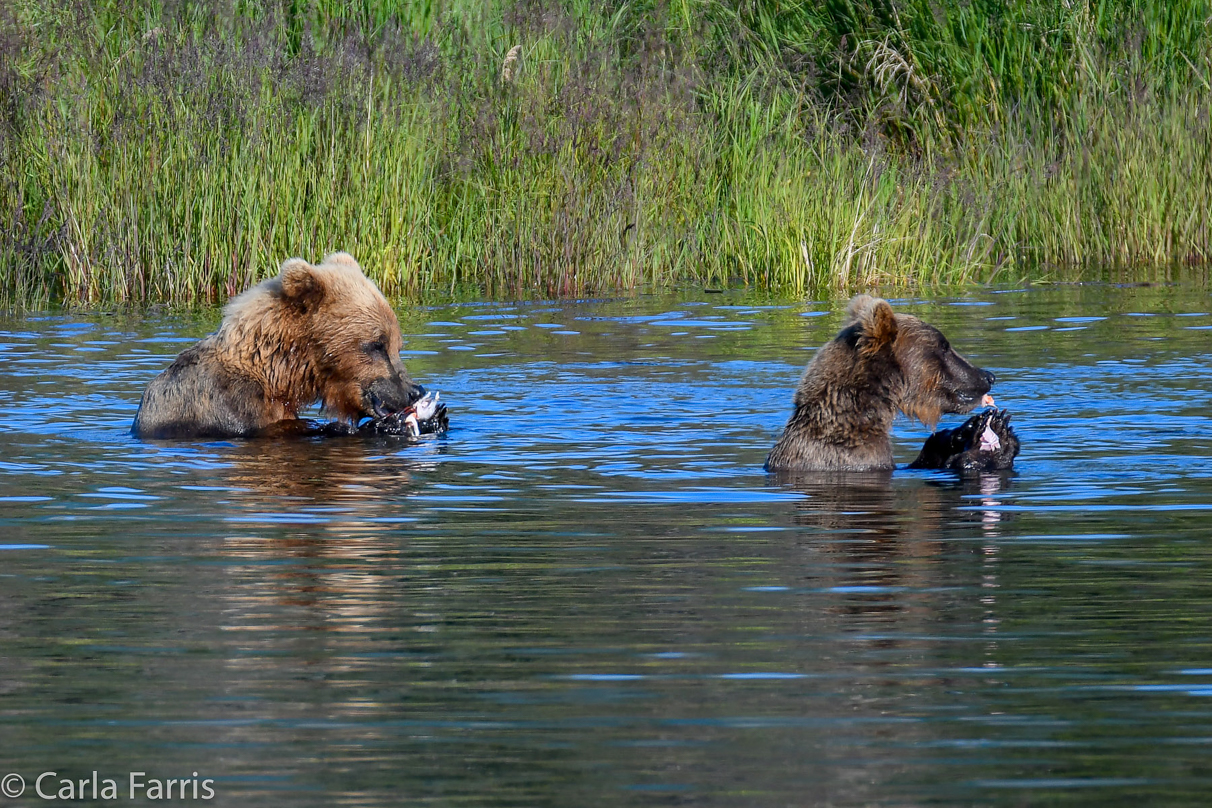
{"left": 132, "top": 252, "right": 425, "bottom": 439}
{"left": 765, "top": 295, "right": 1000, "bottom": 472}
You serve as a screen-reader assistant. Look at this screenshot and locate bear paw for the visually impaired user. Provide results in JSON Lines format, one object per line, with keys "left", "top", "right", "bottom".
{"left": 359, "top": 391, "right": 449, "bottom": 437}
{"left": 908, "top": 408, "right": 1020, "bottom": 472}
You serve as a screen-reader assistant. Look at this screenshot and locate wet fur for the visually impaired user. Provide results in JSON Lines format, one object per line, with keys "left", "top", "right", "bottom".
{"left": 765, "top": 295, "right": 995, "bottom": 472}
{"left": 132, "top": 253, "right": 423, "bottom": 439}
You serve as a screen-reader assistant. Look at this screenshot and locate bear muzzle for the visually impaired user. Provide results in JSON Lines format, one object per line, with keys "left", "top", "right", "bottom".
{"left": 949, "top": 368, "right": 995, "bottom": 412}
{"left": 364, "top": 376, "right": 426, "bottom": 418}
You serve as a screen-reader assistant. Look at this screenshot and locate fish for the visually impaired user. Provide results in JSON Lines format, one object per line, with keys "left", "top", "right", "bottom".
{"left": 403, "top": 391, "right": 441, "bottom": 437}
{"left": 358, "top": 390, "right": 448, "bottom": 436}
{"left": 978, "top": 423, "right": 1001, "bottom": 452}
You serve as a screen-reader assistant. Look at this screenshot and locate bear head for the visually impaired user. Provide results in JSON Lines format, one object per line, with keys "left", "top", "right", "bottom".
{"left": 843, "top": 295, "right": 994, "bottom": 428}
{"left": 239, "top": 252, "right": 425, "bottom": 424}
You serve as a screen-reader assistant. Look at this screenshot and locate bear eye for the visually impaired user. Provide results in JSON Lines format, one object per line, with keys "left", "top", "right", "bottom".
{"left": 940, "top": 339, "right": 951, "bottom": 351}
{"left": 364, "top": 338, "right": 388, "bottom": 357}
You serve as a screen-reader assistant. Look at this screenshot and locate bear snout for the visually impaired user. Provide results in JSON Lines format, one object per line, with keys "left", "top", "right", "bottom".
{"left": 364, "top": 377, "right": 425, "bottom": 417}
{"left": 957, "top": 366, "right": 993, "bottom": 405}
{"left": 938, "top": 362, "right": 995, "bottom": 413}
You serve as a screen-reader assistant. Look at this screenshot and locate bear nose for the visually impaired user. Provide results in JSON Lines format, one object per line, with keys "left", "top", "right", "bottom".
{"left": 983, "top": 369, "right": 996, "bottom": 387}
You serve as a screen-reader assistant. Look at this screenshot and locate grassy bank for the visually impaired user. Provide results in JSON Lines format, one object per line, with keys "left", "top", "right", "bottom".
{"left": 2, "top": 0, "right": 1211, "bottom": 306}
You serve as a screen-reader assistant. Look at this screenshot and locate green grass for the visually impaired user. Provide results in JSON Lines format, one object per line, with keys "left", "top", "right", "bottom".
{"left": 1, "top": 0, "right": 1211, "bottom": 306}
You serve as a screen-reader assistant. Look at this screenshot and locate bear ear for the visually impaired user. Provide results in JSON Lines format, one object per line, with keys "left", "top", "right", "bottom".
{"left": 844, "top": 294, "right": 879, "bottom": 323}
{"left": 850, "top": 296, "right": 898, "bottom": 354}
{"left": 322, "top": 252, "right": 363, "bottom": 274}
{"left": 279, "top": 258, "right": 326, "bottom": 309}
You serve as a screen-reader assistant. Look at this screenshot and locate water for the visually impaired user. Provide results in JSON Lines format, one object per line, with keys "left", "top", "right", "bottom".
{"left": 1, "top": 285, "right": 1210, "bottom": 806}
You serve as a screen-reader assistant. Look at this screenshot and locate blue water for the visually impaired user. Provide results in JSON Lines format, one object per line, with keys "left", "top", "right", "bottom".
{"left": 0, "top": 286, "right": 1210, "bottom": 806}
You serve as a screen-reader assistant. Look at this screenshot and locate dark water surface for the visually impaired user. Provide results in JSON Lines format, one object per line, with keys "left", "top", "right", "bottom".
{"left": 1, "top": 286, "right": 1211, "bottom": 806}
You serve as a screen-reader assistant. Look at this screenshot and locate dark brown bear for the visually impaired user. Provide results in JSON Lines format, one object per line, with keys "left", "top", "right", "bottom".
{"left": 765, "top": 295, "right": 998, "bottom": 472}
{"left": 132, "top": 252, "right": 424, "bottom": 439}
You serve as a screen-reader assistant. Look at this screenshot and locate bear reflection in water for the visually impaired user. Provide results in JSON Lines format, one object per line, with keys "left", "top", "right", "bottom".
{"left": 211, "top": 433, "right": 442, "bottom": 502}
{"left": 771, "top": 468, "right": 1013, "bottom": 632}
{"left": 197, "top": 438, "right": 443, "bottom": 666}
{"left": 766, "top": 295, "right": 1019, "bottom": 473}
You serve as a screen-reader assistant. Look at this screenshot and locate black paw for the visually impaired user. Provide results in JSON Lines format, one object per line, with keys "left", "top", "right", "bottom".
{"left": 909, "top": 408, "right": 1020, "bottom": 472}
{"left": 359, "top": 403, "right": 449, "bottom": 436}
{"left": 299, "top": 419, "right": 358, "bottom": 437}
